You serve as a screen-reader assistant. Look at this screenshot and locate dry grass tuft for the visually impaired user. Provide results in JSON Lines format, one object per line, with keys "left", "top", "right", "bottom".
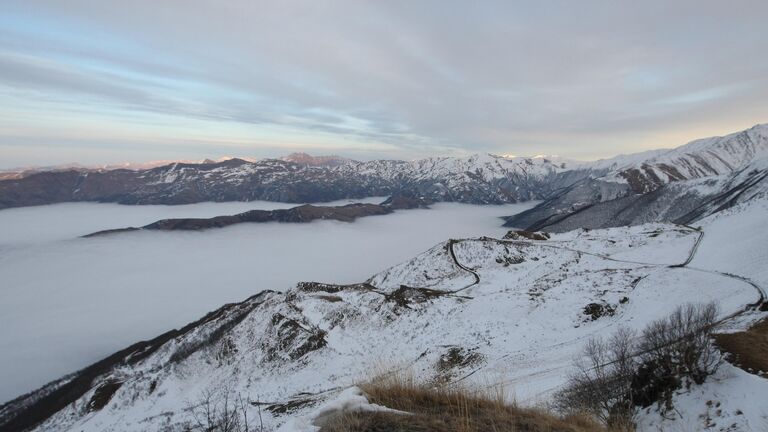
{"left": 320, "top": 372, "right": 629, "bottom": 432}
{"left": 714, "top": 318, "right": 768, "bottom": 377}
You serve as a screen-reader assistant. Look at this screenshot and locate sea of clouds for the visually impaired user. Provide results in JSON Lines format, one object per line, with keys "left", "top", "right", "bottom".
{"left": 0, "top": 199, "right": 535, "bottom": 402}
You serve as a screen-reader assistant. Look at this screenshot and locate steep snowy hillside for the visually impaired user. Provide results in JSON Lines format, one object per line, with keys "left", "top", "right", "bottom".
{"left": 3, "top": 200, "right": 765, "bottom": 432}
{"left": 506, "top": 125, "right": 768, "bottom": 230}
{"left": 508, "top": 157, "right": 768, "bottom": 232}
{"left": 634, "top": 198, "right": 768, "bottom": 432}
{"left": 603, "top": 124, "right": 768, "bottom": 193}
{"left": 346, "top": 153, "right": 572, "bottom": 203}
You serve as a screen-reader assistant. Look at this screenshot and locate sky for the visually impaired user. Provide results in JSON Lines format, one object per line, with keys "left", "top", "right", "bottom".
{"left": 1, "top": 0, "right": 767, "bottom": 168}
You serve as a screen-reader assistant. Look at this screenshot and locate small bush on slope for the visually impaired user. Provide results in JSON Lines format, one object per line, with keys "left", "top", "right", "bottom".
{"left": 320, "top": 373, "right": 617, "bottom": 432}
{"left": 556, "top": 303, "right": 720, "bottom": 428}
{"left": 185, "top": 385, "right": 261, "bottom": 432}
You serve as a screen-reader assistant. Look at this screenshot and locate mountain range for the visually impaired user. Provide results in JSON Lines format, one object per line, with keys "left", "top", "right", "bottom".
{"left": 2, "top": 125, "right": 766, "bottom": 232}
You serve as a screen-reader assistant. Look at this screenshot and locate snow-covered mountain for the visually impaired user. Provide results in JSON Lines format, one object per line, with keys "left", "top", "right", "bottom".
{"left": 506, "top": 156, "right": 768, "bottom": 232}
{"left": 0, "top": 157, "right": 260, "bottom": 180}
{"left": 600, "top": 124, "right": 768, "bottom": 192}
{"left": 1, "top": 124, "right": 766, "bottom": 210}
{"left": 2, "top": 195, "right": 765, "bottom": 432}
{"left": 281, "top": 153, "right": 350, "bottom": 167}
{"left": 505, "top": 124, "right": 768, "bottom": 231}
{"left": 0, "top": 153, "right": 573, "bottom": 209}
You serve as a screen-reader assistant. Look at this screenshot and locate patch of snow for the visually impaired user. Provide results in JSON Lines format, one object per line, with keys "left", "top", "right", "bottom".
{"left": 278, "top": 387, "right": 407, "bottom": 432}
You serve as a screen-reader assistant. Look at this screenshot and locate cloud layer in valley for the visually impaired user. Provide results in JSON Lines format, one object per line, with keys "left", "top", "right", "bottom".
{"left": 0, "top": 200, "right": 536, "bottom": 402}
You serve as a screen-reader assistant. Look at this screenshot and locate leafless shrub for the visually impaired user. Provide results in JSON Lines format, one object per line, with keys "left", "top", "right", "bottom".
{"left": 633, "top": 302, "right": 720, "bottom": 411}
{"left": 555, "top": 327, "right": 637, "bottom": 427}
{"left": 187, "top": 386, "right": 261, "bottom": 432}
{"left": 556, "top": 302, "right": 721, "bottom": 428}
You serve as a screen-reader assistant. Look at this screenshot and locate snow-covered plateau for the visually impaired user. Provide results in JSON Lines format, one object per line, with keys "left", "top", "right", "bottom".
{"left": 3, "top": 196, "right": 765, "bottom": 432}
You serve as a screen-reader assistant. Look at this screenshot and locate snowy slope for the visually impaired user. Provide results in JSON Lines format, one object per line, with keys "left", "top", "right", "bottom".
{"left": 3, "top": 199, "right": 766, "bottom": 432}
{"left": 631, "top": 198, "right": 768, "bottom": 432}
{"left": 508, "top": 155, "right": 768, "bottom": 232}
{"left": 601, "top": 124, "right": 768, "bottom": 192}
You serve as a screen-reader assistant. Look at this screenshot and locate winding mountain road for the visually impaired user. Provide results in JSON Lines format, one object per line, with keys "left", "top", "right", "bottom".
{"left": 447, "top": 239, "right": 481, "bottom": 293}
{"left": 500, "top": 226, "right": 766, "bottom": 314}
{"left": 669, "top": 225, "right": 765, "bottom": 310}
{"left": 669, "top": 226, "right": 704, "bottom": 268}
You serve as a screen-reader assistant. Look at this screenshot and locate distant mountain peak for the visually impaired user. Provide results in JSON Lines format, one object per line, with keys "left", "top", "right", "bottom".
{"left": 281, "top": 152, "right": 352, "bottom": 167}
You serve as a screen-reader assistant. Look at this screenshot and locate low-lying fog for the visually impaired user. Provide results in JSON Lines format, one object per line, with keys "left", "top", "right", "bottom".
{"left": 0, "top": 199, "right": 536, "bottom": 403}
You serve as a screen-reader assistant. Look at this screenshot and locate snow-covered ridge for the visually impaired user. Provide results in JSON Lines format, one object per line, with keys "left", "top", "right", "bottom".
{"left": 597, "top": 124, "right": 768, "bottom": 192}
{"left": 0, "top": 156, "right": 261, "bottom": 177}
{"left": 340, "top": 153, "right": 569, "bottom": 184}
{"left": 508, "top": 154, "right": 768, "bottom": 233}
{"left": 0, "top": 153, "right": 575, "bottom": 208}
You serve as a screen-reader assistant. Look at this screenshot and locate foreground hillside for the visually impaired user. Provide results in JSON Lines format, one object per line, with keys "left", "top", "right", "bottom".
{"left": 2, "top": 196, "right": 765, "bottom": 431}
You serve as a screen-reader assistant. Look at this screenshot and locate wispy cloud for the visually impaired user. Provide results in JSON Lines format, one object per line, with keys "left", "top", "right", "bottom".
{"left": 1, "top": 0, "right": 767, "bottom": 167}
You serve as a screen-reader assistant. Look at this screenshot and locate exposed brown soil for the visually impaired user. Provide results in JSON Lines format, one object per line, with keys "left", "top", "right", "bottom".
{"left": 320, "top": 379, "right": 617, "bottom": 432}
{"left": 145, "top": 203, "right": 393, "bottom": 230}
{"left": 714, "top": 318, "right": 768, "bottom": 377}
{"left": 267, "top": 313, "right": 328, "bottom": 360}
{"left": 316, "top": 295, "right": 344, "bottom": 302}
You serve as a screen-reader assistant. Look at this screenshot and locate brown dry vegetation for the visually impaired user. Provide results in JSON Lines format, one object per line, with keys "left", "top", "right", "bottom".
{"left": 319, "top": 374, "right": 629, "bottom": 432}
{"left": 714, "top": 318, "right": 768, "bottom": 376}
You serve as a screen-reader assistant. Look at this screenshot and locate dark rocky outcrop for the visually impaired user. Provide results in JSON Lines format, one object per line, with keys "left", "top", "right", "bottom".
{"left": 83, "top": 201, "right": 424, "bottom": 237}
